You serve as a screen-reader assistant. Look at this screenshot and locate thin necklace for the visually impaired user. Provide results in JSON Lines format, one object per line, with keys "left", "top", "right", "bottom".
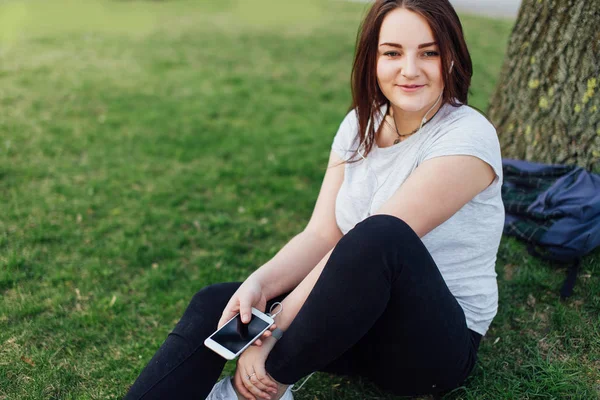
{"left": 391, "top": 107, "right": 441, "bottom": 145}
{"left": 393, "top": 124, "right": 419, "bottom": 145}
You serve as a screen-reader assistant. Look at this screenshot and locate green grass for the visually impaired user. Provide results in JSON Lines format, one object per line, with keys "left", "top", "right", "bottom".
{"left": 1, "top": 1, "right": 599, "bottom": 399}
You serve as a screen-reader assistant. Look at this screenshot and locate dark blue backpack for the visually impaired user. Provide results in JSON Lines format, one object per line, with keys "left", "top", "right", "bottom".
{"left": 501, "top": 158, "right": 600, "bottom": 298}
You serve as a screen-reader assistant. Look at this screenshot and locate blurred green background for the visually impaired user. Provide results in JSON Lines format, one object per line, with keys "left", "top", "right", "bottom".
{"left": 1, "top": 1, "right": 598, "bottom": 399}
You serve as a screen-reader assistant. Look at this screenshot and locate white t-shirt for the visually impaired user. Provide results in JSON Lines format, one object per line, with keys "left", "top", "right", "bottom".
{"left": 331, "top": 103, "right": 504, "bottom": 335}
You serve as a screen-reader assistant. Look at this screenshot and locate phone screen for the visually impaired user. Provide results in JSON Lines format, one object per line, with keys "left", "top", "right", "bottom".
{"left": 211, "top": 314, "right": 270, "bottom": 354}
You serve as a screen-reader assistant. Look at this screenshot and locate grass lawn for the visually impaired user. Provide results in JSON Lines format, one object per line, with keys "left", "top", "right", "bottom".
{"left": 1, "top": 1, "right": 598, "bottom": 399}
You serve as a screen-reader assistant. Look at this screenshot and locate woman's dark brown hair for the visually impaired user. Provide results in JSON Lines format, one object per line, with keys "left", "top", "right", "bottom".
{"left": 349, "top": 0, "right": 472, "bottom": 160}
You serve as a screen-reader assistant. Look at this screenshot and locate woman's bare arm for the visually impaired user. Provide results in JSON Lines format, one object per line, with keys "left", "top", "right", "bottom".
{"left": 250, "top": 151, "right": 345, "bottom": 300}
{"left": 252, "top": 248, "right": 334, "bottom": 353}
{"left": 375, "top": 155, "right": 495, "bottom": 237}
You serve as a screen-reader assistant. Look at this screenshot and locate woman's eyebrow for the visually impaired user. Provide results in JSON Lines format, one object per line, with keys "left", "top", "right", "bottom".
{"left": 379, "top": 41, "right": 438, "bottom": 49}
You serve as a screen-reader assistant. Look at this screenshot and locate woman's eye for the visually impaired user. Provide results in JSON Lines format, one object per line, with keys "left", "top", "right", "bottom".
{"left": 423, "top": 51, "right": 439, "bottom": 57}
{"left": 384, "top": 51, "right": 400, "bottom": 57}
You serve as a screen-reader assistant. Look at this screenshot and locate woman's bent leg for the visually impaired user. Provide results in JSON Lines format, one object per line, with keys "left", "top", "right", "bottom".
{"left": 352, "top": 232, "right": 481, "bottom": 395}
{"left": 265, "top": 215, "right": 480, "bottom": 396}
{"left": 125, "top": 282, "right": 242, "bottom": 400}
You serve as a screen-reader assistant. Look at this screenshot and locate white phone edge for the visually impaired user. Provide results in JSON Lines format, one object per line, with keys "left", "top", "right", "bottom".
{"left": 204, "top": 307, "right": 275, "bottom": 360}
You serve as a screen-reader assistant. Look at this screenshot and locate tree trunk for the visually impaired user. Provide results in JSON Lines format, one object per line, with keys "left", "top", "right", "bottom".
{"left": 487, "top": 0, "right": 600, "bottom": 170}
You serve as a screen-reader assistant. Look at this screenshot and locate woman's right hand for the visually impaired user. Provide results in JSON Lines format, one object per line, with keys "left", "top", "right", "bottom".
{"left": 217, "top": 278, "right": 275, "bottom": 347}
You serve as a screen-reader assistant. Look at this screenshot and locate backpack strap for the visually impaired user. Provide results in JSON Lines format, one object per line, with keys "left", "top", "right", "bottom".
{"left": 527, "top": 244, "right": 581, "bottom": 299}
{"left": 559, "top": 259, "right": 581, "bottom": 299}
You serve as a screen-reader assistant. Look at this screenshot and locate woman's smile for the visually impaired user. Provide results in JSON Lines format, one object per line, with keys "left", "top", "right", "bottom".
{"left": 396, "top": 84, "right": 426, "bottom": 92}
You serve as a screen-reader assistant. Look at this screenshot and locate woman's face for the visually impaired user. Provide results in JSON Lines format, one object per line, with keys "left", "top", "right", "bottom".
{"left": 376, "top": 8, "right": 444, "bottom": 115}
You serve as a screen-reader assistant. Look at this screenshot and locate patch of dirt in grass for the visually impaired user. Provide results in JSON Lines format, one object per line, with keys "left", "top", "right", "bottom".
{"left": 533, "top": 305, "right": 550, "bottom": 328}
{"left": 1, "top": 289, "right": 18, "bottom": 300}
{"left": 504, "top": 263, "right": 517, "bottom": 280}
{"left": 0, "top": 338, "right": 18, "bottom": 371}
{"left": 537, "top": 335, "right": 571, "bottom": 363}
{"left": 569, "top": 299, "right": 586, "bottom": 309}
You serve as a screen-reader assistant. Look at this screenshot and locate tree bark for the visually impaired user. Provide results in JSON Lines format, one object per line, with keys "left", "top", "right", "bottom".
{"left": 487, "top": 0, "right": 600, "bottom": 170}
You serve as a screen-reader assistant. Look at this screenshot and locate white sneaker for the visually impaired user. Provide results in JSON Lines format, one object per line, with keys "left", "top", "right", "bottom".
{"left": 205, "top": 376, "right": 237, "bottom": 400}
{"left": 206, "top": 376, "right": 294, "bottom": 400}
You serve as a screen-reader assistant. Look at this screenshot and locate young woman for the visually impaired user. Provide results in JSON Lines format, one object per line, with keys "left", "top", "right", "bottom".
{"left": 125, "top": 0, "right": 504, "bottom": 399}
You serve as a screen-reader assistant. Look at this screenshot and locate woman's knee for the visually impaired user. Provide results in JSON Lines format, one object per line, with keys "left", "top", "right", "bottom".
{"left": 341, "top": 215, "right": 419, "bottom": 256}
{"left": 172, "top": 282, "right": 242, "bottom": 340}
{"left": 357, "top": 214, "right": 416, "bottom": 239}
{"left": 328, "top": 214, "right": 430, "bottom": 283}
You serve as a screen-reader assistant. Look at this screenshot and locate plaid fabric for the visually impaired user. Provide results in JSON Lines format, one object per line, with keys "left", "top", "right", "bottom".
{"left": 501, "top": 159, "right": 600, "bottom": 297}
{"left": 501, "top": 163, "right": 577, "bottom": 243}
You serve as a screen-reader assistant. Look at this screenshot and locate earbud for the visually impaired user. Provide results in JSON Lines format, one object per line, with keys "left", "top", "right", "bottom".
{"left": 449, "top": 60, "right": 454, "bottom": 73}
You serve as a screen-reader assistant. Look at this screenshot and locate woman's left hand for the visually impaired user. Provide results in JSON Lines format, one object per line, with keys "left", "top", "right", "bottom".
{"left": 233, "top": 337, "right": 279, "bottom": 400}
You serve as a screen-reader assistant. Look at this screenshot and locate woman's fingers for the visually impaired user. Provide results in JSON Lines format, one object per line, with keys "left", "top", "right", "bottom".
{"left": 239, "top": 298, "right": 252, "bottom": 324}
{"left": 234, "top": 367, "right": 256, "bottom": 400}
{"left": 249, "top": 372, "right": 276, "bottom": 394}
{"left": 243, "top": 368, "right": 274, "bottom": 399}
{"left": 218, "top": 299, "right": 239, "bottom": 329}
{"left": 255, "top": 364, "right": 278, "bottom": 391}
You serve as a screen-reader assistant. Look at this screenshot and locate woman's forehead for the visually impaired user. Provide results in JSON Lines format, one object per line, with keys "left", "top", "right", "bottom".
{"left": 378, "top": 8, "right": 435, "bottom": 46}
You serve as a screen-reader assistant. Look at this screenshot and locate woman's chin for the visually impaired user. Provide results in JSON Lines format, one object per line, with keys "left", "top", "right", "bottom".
{"left": 390, "top": 99, "right": 430, "bottom": 114}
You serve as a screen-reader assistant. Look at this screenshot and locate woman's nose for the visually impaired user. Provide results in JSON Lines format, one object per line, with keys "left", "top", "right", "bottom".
{"left": 401, "top": 55, "right": 420, "bottom": 79}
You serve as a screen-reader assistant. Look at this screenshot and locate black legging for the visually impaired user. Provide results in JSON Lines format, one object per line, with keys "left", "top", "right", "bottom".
{"left": 125, "top": 215, "right": 482, "bottom": 399}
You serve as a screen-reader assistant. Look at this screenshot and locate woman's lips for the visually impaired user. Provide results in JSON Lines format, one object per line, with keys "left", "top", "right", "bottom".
{"left": 397, "top": 84, "right": 425, "bottom": 92}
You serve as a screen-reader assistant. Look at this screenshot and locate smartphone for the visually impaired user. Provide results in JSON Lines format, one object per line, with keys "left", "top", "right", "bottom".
{"left": 204, "top": 307, "right": 274, "bottom": 360}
